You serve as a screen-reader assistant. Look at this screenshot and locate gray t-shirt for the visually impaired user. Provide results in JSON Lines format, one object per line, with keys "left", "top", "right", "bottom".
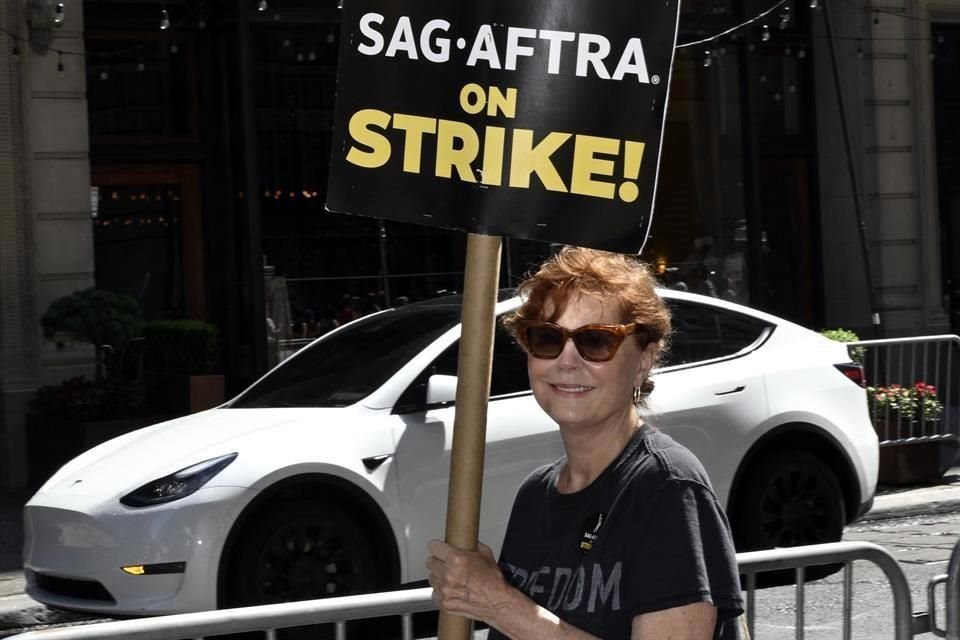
{"left": 487, "top": 425, "right": 744, "bottom": 640}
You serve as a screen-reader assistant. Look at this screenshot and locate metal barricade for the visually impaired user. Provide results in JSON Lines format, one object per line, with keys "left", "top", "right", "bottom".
{"left": 737, "top": 541, "right": 913, "bottom": 640}
{"left": 927, "top": 534, "right": 960, "bottom": 639}
{"left": 7, "top": 541, "right": 919, "bottom": 640}
{"left": 849, "top": 335, "right": 960, "bottom": 448}
{"left": 8, "top": 587, "right": 437, "bottom": 640}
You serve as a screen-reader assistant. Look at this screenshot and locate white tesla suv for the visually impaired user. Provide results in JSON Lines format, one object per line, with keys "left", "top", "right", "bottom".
{"left": 23, "top": 289, "right": 878, "bottom": 615}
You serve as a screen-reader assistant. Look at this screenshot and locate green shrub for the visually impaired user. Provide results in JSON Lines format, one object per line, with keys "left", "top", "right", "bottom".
{"left": 820, "top": 328, "right": 865, "bottom": 365}
{"left": 142, "top": 320, "right": 220, "bottom": 375}
{"left": 41, "top": 288, "right": 143, "bottom": 381}
{"left": 41, "top": 288, "right": 141, "bottom": 348}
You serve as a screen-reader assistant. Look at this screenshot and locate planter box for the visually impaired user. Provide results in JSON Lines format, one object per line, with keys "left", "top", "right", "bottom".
{"left": 149, "top": 373, "right": 225, "bottom": 416}
{"left": 874, "top": 417, "right": 949, "bottom": 486}
{"left": 189, "top": 374, "right": 225, "bottom": 413}
{"left": 878, "top": 442, "right": 944, "bottom": 486}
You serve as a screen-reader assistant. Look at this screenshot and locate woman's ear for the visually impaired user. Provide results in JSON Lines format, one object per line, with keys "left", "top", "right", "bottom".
{"left": 634, "top": 342, "right": 658, "bottom": 383}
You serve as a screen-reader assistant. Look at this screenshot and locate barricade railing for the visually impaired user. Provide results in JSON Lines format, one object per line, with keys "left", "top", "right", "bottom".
{"left": 7, "top": 540, "right": 921, "bottom": 640}
{"left": 737, "top": 541, "right": 913, "bottom": 640}
{"left": 928, "top": 532, "right": 960, "bottom": 639}
{"left": 849, "top": 335, "right": 960, "bottom": 448}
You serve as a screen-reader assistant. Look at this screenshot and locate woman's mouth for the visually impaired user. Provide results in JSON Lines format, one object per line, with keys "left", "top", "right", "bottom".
{"left": 552, "top": 384, "right": 593, "bottom": 393}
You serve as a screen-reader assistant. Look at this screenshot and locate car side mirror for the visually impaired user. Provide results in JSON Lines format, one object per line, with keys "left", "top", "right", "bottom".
{"left": 426, "top": 374, "right": 457, "bottom": 407}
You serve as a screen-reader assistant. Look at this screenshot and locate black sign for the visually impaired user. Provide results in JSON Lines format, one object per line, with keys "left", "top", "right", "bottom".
{"left": 326, "top": 0, "right": 680, "bottom": 253}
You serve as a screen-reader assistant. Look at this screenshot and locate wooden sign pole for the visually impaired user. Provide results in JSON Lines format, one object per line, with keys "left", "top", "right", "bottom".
{"left": 437, "top": 232, "right": 502, "bottom": 640}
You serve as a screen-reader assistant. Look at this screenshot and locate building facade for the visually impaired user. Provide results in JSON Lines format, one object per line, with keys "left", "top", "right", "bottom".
{"left": 0, "top": 0, "right": 955, "bottom": 487}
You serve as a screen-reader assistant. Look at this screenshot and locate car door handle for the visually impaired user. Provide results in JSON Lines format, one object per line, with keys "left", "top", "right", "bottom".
{"left": 362, "top": 454, "right": 392, "bottom": 471}
{"left": 715, "top": 385, "right": 746, "bottom": 396}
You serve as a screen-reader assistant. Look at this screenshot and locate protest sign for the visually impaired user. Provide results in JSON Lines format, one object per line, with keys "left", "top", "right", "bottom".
{"left": 327, "top": 0, "right": 681, "bottom": 253}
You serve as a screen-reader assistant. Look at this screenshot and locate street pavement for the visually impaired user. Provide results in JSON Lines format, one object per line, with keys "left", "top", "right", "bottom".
{"left": 3, "top": 469, "right": 960, "bottom": 634}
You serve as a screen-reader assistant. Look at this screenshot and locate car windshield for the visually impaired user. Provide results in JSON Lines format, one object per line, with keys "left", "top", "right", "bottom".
{"left": 230, "top": 304, "right": 461, "bottom": 408}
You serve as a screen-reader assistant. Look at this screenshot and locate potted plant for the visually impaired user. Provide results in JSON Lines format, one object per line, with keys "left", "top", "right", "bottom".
{"left": 142, "top": 319, "right": 224, "bottom": 414}
{"left": 40, "top": 288, "right": 142, "bottom": 380}
{"left": 820, "top": 328, "right": 866, "bottom": 365}
{"left": 868, "top": 382, "right": 944, "bottom": 425}
{"left": 867, "top": 381, "right": 946, "bottom": 485}
{"left": 29, "top": 290, "right": 155, "bottom": 486}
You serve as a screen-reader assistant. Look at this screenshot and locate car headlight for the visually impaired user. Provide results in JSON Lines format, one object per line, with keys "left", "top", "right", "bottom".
{"left": 120, "top": 453, "right": 238, "bottom": 507}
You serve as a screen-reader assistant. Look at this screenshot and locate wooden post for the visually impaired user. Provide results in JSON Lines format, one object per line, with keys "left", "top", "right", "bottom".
{"left": 437, "top": 232, "right": 502, "bottom": 640}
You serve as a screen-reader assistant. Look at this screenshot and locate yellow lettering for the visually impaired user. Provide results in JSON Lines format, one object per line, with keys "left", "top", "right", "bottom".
{"left": 509, "top": 130, "right": 571, "bottom": 192}
{"left": 481, "top": 126, "right": 506, "bottom": 186}
{"left": 487, "top": 87, "right": 517, "bottom": 118}
{"left": 393, "top": 113, "right": 437, "bottom": 173}
{"left": 436, "top": 119, "right": 480, "bottom": 181}
{"left": 459, "top": 83, "right": 486, "bottom": 115}
{"left": 570, "top": 135, "right": 619, "bottom": 199}
{"left": 346, "top": 109, "right": 392, "bottom": 168}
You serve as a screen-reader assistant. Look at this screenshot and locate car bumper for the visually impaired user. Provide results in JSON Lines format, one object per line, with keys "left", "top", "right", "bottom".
{"left": 23, "top": 485, "right": 253, "bottom": 615}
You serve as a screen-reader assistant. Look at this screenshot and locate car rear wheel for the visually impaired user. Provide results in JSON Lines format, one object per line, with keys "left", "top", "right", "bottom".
{"left": 734, "top": 448, "right": 846, "bottom": 551}
{"left": 224, "top": 498, "right": 381, "bottom": 607}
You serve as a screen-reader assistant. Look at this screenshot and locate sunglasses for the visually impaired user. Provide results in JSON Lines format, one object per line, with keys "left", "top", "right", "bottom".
{"left": 521, "top": 322, "right": 643, "bottom": 362}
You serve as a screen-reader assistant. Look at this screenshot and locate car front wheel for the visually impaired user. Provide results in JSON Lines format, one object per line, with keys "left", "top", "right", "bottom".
{"left": 733, "top": 448, "right": 846, "bottom": 552}
{"left": 223, "top": 498, "right": 381, "bottom": 608}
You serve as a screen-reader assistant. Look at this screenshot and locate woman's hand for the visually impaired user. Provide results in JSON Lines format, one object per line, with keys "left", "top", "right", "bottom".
{"left": 425, "top": 539, "right": 515, "bottom": 624}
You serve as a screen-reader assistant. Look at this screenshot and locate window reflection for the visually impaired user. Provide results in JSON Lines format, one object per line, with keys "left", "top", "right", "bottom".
{"left": 650, "top": 48, "right": 748, "bottom": 306}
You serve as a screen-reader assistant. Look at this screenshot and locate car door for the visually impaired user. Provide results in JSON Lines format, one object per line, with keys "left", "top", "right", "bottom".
{"left": 647, "top": 298, "right": 772, "bottom": 507}
{"left": 390, "top": 324, "right": 563, "bottom": 583}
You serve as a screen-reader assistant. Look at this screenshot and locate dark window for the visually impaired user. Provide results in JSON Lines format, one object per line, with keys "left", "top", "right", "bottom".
{"left": 231, "top": 305, "right": 460, "bottom": 408}
{"left": 661, "top": 300, "right": 771, "bottom": 367}
{"left": 395, "top": 324, "right": 530, "bottom": 413}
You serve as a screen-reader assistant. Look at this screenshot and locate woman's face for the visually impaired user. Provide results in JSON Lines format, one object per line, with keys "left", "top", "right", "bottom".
{"left": 527, "top": 293, "right": 655, "bottom": 433}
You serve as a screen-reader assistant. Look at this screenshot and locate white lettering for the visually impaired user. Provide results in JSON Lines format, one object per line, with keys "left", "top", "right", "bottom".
{"left": 420, "top": 19, "right": 451, "bottom": 63}
{"left": 526, "top": 566, "right": 550, "bottom": 598}
{"left": 576, "top": 34, "right": 612, "bottom": 79}
{"left": 505, "top": 27, "right": 537, "bottom": 70}
{"left": 562, "top": 567, "right": 585, "bottom": 611}
{"left": 504, "top": 563, "right": 528, "bottom": 588}
{"left": 466, "top": 25, "right": 501, "bottom": 69}
{"left": 538, "top": 29, "right": 576, "bottom": 74}
{"left": 357, "top": 16, "right": 650, "bottom": 84}
{"left": 357, "top": 13, "right": 385, "bottom": 56}
{"left": 548, "top": 567, "right": 572, "bottom": 609}
{"left": 385, "top": 16, "right": 418, "bottom": 59}
{"left": 612, "top": 38, "right": 650, "bottom": 82}
{"left": 588, "top": 562, "right": 622, "bottom": 613}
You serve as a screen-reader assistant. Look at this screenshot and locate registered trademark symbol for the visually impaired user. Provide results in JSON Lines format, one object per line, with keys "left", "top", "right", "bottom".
{"left": 651, "top": 75, "right": 660, "bottom": 85}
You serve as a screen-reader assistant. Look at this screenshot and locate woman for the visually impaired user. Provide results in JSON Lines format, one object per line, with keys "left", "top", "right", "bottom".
{"left": 426, "top": 247, "right": 744, "bottom": 639}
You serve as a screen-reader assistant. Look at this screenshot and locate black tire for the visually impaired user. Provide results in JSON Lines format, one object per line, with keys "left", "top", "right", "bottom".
{"left": 225, "top": 498, "right": 381, "bottom": 605}
{"left": 222, "top": 498, "right": 383, "bottom": 639}
{"left": 732, "top": 449, "right": 846, "bottom": 585}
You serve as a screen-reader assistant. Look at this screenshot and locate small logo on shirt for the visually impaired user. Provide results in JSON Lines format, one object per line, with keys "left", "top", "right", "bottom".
{"left": 579, "top": 512, "right": 606, "bottom": 554}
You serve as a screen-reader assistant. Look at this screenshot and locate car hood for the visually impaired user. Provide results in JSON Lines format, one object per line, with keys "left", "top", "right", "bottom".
{"left": 37, "top": 406, "right": 368, "bottom": 497}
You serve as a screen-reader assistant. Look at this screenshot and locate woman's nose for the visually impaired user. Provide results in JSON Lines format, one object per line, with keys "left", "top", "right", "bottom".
{"left": 555, "top": 335, "right": 582, "bottom": 367}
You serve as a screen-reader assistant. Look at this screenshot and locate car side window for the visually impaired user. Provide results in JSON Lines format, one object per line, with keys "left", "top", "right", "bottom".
{"left": 394, "top": 324, "right": 530, "bottom": 413}
{"left": 661, "top": 299, "right": 771, "bottom": 367}
{"left": 429, "top": 325, "right": 530, "bottom": 397}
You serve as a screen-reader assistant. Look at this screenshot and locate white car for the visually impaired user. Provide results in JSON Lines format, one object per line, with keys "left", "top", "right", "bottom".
{"left": 23, "top": 290, "right": 878, "bottom": 615}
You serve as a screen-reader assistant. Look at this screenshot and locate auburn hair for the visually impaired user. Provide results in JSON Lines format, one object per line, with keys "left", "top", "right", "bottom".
{"left": 502, "top": 246, "right": 672, "bottom": 400}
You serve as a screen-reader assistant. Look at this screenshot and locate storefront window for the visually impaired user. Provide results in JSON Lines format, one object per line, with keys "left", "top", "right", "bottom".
{"left": 648, "top": 48, "right": 749, "bottom": 305}
{"left": 86, "top": 34, "right": 197, "bottom": 141}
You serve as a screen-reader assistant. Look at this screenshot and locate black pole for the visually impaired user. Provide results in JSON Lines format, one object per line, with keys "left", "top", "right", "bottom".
{"left": 236, "top": 0, "right": 268, "bottom": 373}
{"left": 378, "top": 219, "right": 391, "bottom": 307}
{"left": 821, "top": 0, "right": 882, "bottom": 337}
{"left": 736, "top": 40, "right": 763, "bottom": 307}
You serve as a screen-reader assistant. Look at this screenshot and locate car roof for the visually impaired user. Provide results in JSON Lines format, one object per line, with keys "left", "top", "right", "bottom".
{"left": 401, "top": 287, "right": 790, "bottom": 329}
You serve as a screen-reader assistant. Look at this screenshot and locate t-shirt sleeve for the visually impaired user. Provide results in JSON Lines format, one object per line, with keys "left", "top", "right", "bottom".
{"left": 626, "top": 479, "right": 744, "bottom": 621}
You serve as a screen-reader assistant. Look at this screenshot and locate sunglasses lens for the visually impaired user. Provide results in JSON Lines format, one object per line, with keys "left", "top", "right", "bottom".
{"left": 526, "top": 325, "right": 566, "bottom": 358}
{"left": 575, "top": 329, "right": 621, "bottom": 361}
